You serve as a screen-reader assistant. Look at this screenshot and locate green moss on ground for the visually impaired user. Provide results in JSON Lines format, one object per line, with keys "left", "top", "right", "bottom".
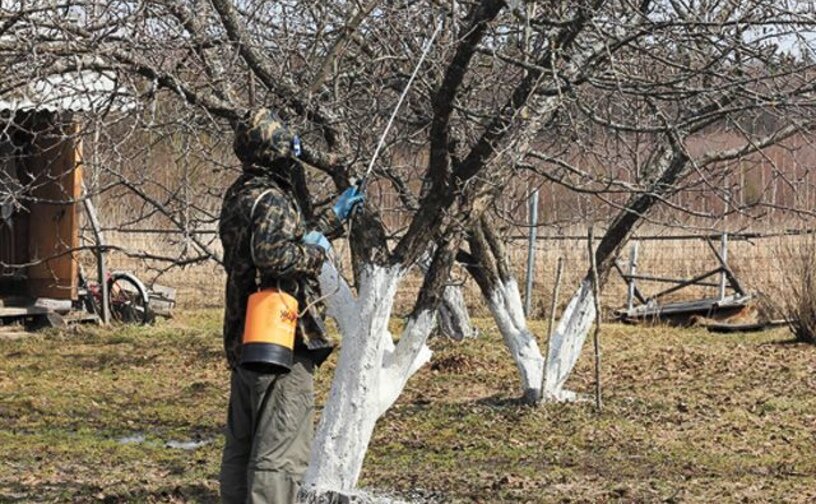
{"left": 1, "top": 314, "right": 814, "bottom": 502}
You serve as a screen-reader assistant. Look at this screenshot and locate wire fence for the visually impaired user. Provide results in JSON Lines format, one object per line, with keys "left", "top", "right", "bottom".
{"left": 90, "top": 227, "right": 800, "bottom": 320}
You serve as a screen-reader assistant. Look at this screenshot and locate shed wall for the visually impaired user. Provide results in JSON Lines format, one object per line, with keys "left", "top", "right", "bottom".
{"left": 0, "top": 114, "right": 82, "bottom": 301}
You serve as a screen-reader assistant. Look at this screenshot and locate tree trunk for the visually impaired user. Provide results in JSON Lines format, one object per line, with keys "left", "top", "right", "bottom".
{"left": 486, "top": 276, "right": 545, "bottom": 404}
{"left": 419, "top": 250, "right": 476, "bottom": 341}
{"left": 460, "top": 217, "right": 545, "bottom": 404}
{"left": 543, "top": 146, "right": 689, "bottom": 400}
{"left": 542, "top": 279, "right": 594, "bottom": 401}
{"left": 303, "top": 261, "right": 436, "bottom": 493}
{"left": 438, "top": 284, "right": 477, "bottom": 341}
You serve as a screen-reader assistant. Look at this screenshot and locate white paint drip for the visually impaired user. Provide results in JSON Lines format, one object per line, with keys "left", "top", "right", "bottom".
{"left": 305, "top": 262, "right": 436, "bottom": 494}
{"left": 543, "top": 279, "right": 595, "bottom": 402}
{"left": 299, "top": 488, "right": 413, "bottom": 504}
{"left": 486, "top": 278, "right": 544, "bottom": 401}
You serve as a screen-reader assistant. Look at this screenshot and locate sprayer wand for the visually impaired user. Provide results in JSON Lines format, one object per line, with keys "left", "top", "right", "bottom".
{"left": 298, "top": 16, "right": 444, "bottom": 316}
{"left": 354, "top": 17, "right": 443, "bottom": 196}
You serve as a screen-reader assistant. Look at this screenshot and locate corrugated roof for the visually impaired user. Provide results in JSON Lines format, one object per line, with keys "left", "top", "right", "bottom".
{"left": 0, "top": 70, "right": 134, "bottom": 113}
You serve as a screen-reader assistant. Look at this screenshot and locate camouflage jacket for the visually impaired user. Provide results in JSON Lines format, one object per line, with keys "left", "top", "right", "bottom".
{"left": 219, "top": 168, "right": 343, "bottom": 369}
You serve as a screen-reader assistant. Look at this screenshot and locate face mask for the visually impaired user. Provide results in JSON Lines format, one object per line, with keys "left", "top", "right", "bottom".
{"left": 292, "top": 136, "right": 302, "bottom": 158}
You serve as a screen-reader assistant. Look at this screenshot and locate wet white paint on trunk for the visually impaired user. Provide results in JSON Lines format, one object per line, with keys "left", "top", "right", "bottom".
{"left": 486, "top": 278, "right": 544, "bottom": 402}
{"left": 305, "top": 264, "right": 400, "bottom": 491}
{"left": 543, "top": 279, "right": 596, "bottom": 402}
{"left": 378, "top": 309, "right": 435, "bottom": 416}
{"left": 299, "top": 488, "right": 411, "bottom": 504}
{"left": 304, "top": 262, "right": 436, "bottom": 493}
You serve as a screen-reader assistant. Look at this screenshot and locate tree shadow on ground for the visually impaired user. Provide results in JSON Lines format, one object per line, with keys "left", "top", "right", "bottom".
{"left": 2, "top": 481, "right": 218, "bottom": 503}
{"left": 473, "top": 393, "right": 527, "bottom": 408}
{"left": 19, "top": 349, "right": 163, "bottom": 371}
{"left": 760, "top": 336, "right": 814, "bottom": 346}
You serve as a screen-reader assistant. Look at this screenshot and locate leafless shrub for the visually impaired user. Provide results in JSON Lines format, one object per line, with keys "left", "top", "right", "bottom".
{"left": 767, "top": 234, "right": 816, "bottom": 343}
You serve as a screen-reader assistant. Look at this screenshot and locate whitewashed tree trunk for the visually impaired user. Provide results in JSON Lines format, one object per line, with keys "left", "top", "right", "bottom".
{"left": 463, "top": 218, "right": 546, "bottom": 403}
{"left": 419, "top": 251, "right": 476, "bottom": 341}
{"left": 485, "top": 277, "right": 544, "bottom": 403}
{"left": 542, "top": 279, "right": 596, "bottom": 402}
{"left": 303, "top": 261, "right": 435, "bottom": 494}
{"left": 541, "top": 148, "right": 691, "bottom": 402}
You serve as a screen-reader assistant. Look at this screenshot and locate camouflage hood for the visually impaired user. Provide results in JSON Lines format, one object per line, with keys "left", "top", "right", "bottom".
{"left": 233, "top": 108, "right": 298, "bottom": 166}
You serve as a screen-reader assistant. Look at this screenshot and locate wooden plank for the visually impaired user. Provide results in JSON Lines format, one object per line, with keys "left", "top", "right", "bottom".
{"left": 25, "top": 116, "right": 82, "bottom": 300}
{"left": 622, "top": 273, "right": 720, "bottom": 288}
{"left": 149, "top": 284, "right": 176, "bottom": 318}
{"left": 614, "top": 261, "right": 646, "bottom": 304}
{"left": 63, "top": 310, "right": 101, "bottom": 325}
{"left": 0, "top": 305, "right": 50, "bottom": 317}
{"left": 32, "top": 297, "right": 73, "bottom": 313}
{"left": 621, "top": 295, "right": 751, "bottom": 318}
{"left": 650, "top": 269, "right": 722, "bottom": 300}
{"left": 150, "top": 298, "right": 175, "bottom": 318}
{"left": 705, "top": 237, "right": 746, "bottom": 296}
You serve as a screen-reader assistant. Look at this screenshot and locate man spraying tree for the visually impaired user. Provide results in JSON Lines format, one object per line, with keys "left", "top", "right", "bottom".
{"left": 218, "top": 108, "right": 363, "bottom": 503}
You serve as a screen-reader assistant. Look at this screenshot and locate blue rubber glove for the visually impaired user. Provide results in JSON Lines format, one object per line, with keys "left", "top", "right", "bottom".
{"left": 303, "top": 230, "right": 331, "bottom": 253}
{"left": 332, "top": 186, "right": 365, "bottom": 221}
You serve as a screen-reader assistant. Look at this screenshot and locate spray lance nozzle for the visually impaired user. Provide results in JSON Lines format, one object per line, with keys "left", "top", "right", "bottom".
{"left": 352, "top": 175, "right": 367, "bottom": 193}
{"left": 346, "top": 18, "right": 442, "bottom": 220}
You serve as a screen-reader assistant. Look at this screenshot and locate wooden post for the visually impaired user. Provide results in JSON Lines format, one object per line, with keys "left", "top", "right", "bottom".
{"left": 718, "top": 233, "right": 728, "bottom": 301}
{"left": 82, "top": 194, "right": 109, "bottom": 324}
{"left": 524, "top": 189, "right": 539, "bottom": 316}
{"left": 540, "top": 256, "right": 563, "bottom": 402}
{"left": 626, "top": 241, "right": 639, "bottom": 312}
{"left": 588, "top": 227, "right": 603, "bottom": 411}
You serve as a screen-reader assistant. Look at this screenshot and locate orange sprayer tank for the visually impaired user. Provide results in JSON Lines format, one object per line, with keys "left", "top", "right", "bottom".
{"left": 240, "top": 289, "right": 298, "bottom": 373}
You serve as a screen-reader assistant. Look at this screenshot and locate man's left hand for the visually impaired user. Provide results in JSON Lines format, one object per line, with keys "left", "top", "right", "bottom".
{"left": 303, "top": 230, "right": 331, "bottom": 253}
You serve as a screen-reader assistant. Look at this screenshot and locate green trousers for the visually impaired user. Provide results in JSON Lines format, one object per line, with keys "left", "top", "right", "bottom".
{"left": 220, "top": 355, "right": 315, "bottom": 504}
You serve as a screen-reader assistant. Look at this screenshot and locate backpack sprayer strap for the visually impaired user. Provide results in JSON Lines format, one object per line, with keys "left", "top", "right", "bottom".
{"left": 248, "top": 188, "right": 275, "bottom": 272}
{"left": 249, "top": 189, "right": 300, "bottom": 300}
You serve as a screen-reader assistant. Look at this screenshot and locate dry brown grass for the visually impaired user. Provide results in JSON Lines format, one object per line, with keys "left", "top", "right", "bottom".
{"left": 761, "top": 234, "right": 816, "bottom": 343}
{"left": 2, "top": 314, "right": 814, "bottom": 502}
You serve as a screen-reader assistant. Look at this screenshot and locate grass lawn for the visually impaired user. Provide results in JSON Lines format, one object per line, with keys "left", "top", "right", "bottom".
{"left": 1, "top": 311, "right": 814, "bottom": 502}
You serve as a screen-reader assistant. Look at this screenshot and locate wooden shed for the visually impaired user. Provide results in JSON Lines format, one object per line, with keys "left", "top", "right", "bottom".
{"left": 0, "top": 113, "right": 83, "bottom": 302}
{"left": 0, "top": 71, "right": 123, "bottom": 319}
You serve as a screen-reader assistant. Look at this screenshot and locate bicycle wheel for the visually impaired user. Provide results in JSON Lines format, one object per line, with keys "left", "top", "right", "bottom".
{"left": 107, "top": 273, "right": 151, "bottom": 325}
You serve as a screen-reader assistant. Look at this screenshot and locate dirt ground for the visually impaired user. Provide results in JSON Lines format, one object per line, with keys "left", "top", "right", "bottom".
{"left": 1, "top": 312, "right": 814, "bottom": 503}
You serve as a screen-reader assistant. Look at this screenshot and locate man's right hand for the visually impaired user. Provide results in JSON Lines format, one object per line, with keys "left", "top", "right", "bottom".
{"left": 332, "top": 186, "right": 365, "bottom": 221}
